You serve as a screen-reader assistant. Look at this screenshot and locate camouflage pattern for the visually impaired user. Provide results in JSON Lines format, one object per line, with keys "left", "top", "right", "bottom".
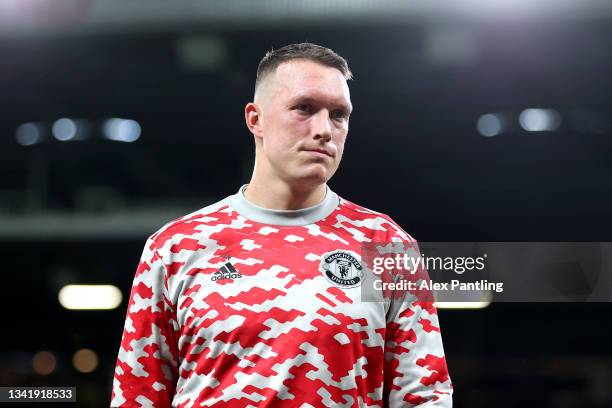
{"left": 111, "top": 188, "right": 452, "bottom": 407}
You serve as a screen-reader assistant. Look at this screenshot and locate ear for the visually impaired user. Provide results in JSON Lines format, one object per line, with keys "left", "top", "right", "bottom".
{"left": 245, "top": 102, "right": 264, "bottom": 139}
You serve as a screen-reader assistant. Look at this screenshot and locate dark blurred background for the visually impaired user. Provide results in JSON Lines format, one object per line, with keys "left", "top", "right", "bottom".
{"left": 1, "top": 0, "right": 611, "bottom": 407}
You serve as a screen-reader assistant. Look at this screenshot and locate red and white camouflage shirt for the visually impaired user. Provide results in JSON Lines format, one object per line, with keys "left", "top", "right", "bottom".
{"left": 111, "top": 185, "right": 452, "bottom": 407}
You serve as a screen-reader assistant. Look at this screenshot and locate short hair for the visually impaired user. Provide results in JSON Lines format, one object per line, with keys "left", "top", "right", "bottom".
{"left": 254, "top": 42, "right": 353, "bottom": 94}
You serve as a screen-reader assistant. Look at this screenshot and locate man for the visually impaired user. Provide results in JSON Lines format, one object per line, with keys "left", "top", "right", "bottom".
{"left": 112, "top": 43, "right": 452, "bottom": 407}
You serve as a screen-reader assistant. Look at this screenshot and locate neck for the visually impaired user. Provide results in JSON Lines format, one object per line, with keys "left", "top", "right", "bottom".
{"left": 245, "top": 177, "right": 327, "bottom": 210}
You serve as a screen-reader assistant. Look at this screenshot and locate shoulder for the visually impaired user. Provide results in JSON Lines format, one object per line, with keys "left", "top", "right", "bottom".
{"left": 336, "top": 195, "right": 417, "bottom": 243}
{"left": 146, "top": 195, "right": 234, "bottom": 252}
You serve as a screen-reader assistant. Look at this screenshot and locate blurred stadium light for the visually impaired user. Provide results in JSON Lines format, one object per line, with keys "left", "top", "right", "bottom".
{"left": 58, "top": 284, "right": 122, "bottom": 310}
{"left": 52, "top": 118, "right": 77, "bottom": 141}
{"left": 477, "top": 113, "right": 504, "bottom": 137}
{"left": 72, "top": 349, "right": 99, "bottom": 373}
{"left": 102, "top": 118, "right": 141, "bottom": 143}
{"left": 519, "top": 109, "right": 562, "bottom": 132}
{"left": 15, "top": 122, "right": 43, "bottom": 146}
{"left": 32, "top": 351, "right": 56, "bottom": 376}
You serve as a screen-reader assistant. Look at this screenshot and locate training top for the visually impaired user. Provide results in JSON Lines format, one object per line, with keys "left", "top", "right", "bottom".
{"left": 111, "top": 185, "right": 453, "bottom": 407}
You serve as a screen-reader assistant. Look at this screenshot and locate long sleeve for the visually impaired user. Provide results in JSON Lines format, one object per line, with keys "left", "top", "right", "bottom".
{"left": 111, "top": 238, "right": 180, "bottom": 407}
{"left": 382, "top": 241, "right": 453, "bottom": 407}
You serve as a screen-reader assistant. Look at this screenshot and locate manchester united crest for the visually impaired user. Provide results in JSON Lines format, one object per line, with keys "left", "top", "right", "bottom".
{"left": 320, "top": 250, "right": 362, "bottom": 288}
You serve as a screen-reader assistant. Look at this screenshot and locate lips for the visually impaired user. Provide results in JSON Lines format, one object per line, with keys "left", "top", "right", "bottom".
{"left": 302, "top": 148, "right": 333, "bottom": 158}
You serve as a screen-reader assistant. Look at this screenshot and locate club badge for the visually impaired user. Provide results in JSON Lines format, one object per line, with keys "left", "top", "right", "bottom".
{"left": 320, "top": 250, "right": 362, "bottom": 288}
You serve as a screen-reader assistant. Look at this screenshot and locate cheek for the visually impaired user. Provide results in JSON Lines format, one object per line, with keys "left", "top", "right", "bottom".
{"left": 264, "top": 129, "right": 299, "bottom": 161}
{"left": 334, "top": 132, "right": 347, "bottom": 156}
{"left": 268, "top": 117, "right": 304, "bottom": 148}
{"left": 264, "top": 119, "right": 288, "bottom": 146}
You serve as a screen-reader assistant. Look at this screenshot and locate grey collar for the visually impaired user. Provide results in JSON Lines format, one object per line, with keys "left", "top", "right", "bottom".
{"left": 230, "top": 184, "right": 339, "bottom": 226}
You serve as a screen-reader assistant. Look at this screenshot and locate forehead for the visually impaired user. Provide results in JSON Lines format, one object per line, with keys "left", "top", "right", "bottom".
{"left": 270, "top": 59, "right": 351, "bottom": 106}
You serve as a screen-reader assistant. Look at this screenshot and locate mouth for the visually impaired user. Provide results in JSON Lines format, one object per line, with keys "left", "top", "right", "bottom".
{"left": 302, "top": 148, "right": 334, "bottom": 158}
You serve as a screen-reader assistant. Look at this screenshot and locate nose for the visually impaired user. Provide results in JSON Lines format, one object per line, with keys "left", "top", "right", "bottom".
{"left": 312, "top": 109, "right": 332, "bottom": 142}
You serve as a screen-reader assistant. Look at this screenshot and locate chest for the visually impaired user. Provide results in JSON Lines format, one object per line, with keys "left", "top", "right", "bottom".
{"left": 168, "top": 231, "right": 386, "bottom": 349}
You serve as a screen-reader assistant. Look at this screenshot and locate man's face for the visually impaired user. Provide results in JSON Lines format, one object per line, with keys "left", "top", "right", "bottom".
{"left": 254, "top": 59, "right": 352, "bottom": 187}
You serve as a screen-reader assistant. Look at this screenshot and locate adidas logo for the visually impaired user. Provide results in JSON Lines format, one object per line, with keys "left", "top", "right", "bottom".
{"left": 211, "top": 261, "right": 243, "bottom": 282}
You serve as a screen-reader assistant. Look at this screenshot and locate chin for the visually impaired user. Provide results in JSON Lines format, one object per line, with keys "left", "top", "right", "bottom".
{"left": 289, "top": 170, "right": 329, "bottom": 186}
{"left": 283, "top": 163, "right": 338, "bottom": 187}
{"left": 303, "top": 169, "right": 336, "bottom": 185}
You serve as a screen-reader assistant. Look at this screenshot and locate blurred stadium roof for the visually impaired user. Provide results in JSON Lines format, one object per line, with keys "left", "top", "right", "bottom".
{"left": 2, "top": 0, "right": 612, "bottom": 36}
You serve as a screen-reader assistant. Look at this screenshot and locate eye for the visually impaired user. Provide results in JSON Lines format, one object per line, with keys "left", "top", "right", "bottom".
{"left": 293, "top": 103, "right": 312, "bottom": 113}
{"left": 331, "top": 109, "right": 348, "bottom": 120}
